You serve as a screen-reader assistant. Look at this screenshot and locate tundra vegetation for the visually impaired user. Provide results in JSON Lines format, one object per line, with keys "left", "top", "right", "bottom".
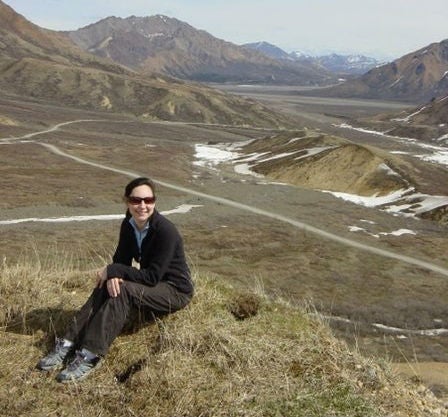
{"left": 0, "top": 247, "right": 445, "bottom": 417}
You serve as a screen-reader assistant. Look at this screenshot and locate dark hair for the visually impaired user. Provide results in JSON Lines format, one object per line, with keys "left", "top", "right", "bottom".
{"left": 124, "top": 177, "right": 156, "bottom": 198}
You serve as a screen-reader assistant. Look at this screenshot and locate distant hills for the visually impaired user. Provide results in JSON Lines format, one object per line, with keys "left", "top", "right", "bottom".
{"left": 242, "top": 41, "right": 293, "bottom": 61}
{"left": 404, "top": 96, "right": 448, "bottom": 127}
{"left": 2, "top": 0, "right": 448, "bottom": 122}
{"left": 230, "top": 130, "right": 448, "bottom": 223}
{"left": 65, "top": 16, "right": 335, "bottom": 86}
{"left": 235, "top": 131, "right": 410, "bottom": 197}
{"left": 352, "top": 94, "right": 448, "bottom": 145}
{"left": 66, "top": 13, "right": 448, "bottom": 104}
{"left": 243, "top": 41, "right": 379, "bottom": 76}
{"left": 0, "top": 1, "right": 293, "bottom": 127}
{"left": 309, "top": 40, "right": 448, "bottom": 102}
{"left": 391, "top": 97, "right": 448, "bottom": 145}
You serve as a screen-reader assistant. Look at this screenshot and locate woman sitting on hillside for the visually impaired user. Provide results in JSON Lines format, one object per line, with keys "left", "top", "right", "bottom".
{"left": 37, "top": 177, "right": 194, "bottom": 382}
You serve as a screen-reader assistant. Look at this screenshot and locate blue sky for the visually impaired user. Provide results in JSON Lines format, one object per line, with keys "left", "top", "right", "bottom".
{"left": 3, "top": 0, "right": 448, "bottom": 59}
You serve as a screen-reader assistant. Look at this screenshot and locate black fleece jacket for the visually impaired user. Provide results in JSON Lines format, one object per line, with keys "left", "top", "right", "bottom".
{"left": 106, "top": 210, "right": 193, "bottom": 295}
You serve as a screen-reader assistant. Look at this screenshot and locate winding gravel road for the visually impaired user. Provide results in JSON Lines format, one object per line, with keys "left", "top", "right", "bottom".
{"left": 5, "top": 117, "right": 443, "bottom": 278}
{"left": 2, "top": 118, "right": 447, "bottom": 277}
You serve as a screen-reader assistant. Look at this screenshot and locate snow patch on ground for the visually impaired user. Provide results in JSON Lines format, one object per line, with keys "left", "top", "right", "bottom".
{"left": 336, "top": 123, "right": 448, "bottom": 167}
{"left": 372, "top": 323, "right": 448, "bottom": 336}
{"left": 321, "top": 314, "right": 448, "bottom": 338}
{"left": 258, "top": 150, "right": 302, "bottom": 162}
{"left": 234, "top": 163, "right": 264, "bottom": 177}
{"left": 348, "top": 225, "right": 416, "bottom": 239}
{"left": 436, "top": 133, "right": 448, "bottom": 142}
{"left": 321, "top": 188, "right": 415, "bottom": 208}
{"left": 287, "top": 136, "right": 307, "bottom": 144}
{"left": 323, "top": 188, "right": 448, "bottom": 218}
{"left": 390, "top": 106, "right": 427, "bottom": 122}
{"left": 0, "top": 205, "right": 203, "bottom": 225}
{"left": 294, "top": 146, "right": 337, "bottom": 161}
{"left": 193, "top": 141, "right": 448, "bottom": 220}
{"left": 377, "top": 163, "right": 401, "bottom": 176}
{"left": 338, "top": 123, "right": 389, "bottom": 137}
{"left": 416, "top": 150, "right": 448, "bottom": 165}
{"left": 193, "top": 144, "right": 238, "bottom": 168}
{"left": 385, "top": 194, "right": 448, "bottom": 216}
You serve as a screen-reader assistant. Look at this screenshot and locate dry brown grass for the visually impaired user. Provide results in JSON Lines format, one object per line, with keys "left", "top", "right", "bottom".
{"left": 0, "top": 94, "right": 447, "bottom": 415}
{"left": 0, "top": 248, "right": 445, "bottom": 417}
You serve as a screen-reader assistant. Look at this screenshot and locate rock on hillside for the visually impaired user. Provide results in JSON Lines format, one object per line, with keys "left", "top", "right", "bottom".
{"left": 66, "top": 15, "right": 335, "bottom": 85}
{"left": 0, "top": 1, "right": 292, "bottom": 127}
{"left": 307, "top": 39, "right": 448, "bottom": 102}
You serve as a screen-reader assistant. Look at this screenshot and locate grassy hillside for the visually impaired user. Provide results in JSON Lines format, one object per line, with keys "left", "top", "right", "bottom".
{"left": 0, "top": 249, "right": 444, "bottom": 417}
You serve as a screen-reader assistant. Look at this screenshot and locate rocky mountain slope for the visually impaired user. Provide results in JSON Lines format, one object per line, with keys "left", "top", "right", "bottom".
{"left": 0, "top": 0, "right": 118, "bottom": 71}
{"left": 0, "top": 1, "right": 292, "bottom": 127}
{"left": 390, "top": 95, "right": 448, "bottom": 128}
{"left": 307, "top": 39, "right": 448, "bottom": 102}
{"left": 386, "top": 96, "right": 448, "bottom": 144}
{"left": 243, "top": 41, "right": 379, "bottom": 76}
{"left": 315, "top": 53, "right": 379, "bottom": 76}
{"left": 65, "top": 15, "right": 335, "bottom": 85}
{"left": 242, "top": 41, "right": 293, "bottom": 61}
{"left": 345, "top": 95, "right": 448, "bottom": 147}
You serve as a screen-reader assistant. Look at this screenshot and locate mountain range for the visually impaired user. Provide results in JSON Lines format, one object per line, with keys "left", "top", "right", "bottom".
{"left": 309, "top": 40, "right": 448, "bottom": 102}
{"left": 0, "top": 1, "right": 292, "bottom": 127}
{"left": 65, "top": 16, "right": 335, "bottom": 86}
{"left": 2, "top": 0, "right": 448, "bottom": 123}
{"left": 65, "top": 15, "right": 448, "bottom": 103}
{"left": 243, "top": 41, "right": 379, "bottom": 76}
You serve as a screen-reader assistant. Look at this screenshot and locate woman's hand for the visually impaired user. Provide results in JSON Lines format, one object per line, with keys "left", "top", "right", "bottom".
{"left": 106, "top": 278, "right": 123, "bottom": 298}
{"left": 97, "top": 266, "right": 123, "bottom": 297}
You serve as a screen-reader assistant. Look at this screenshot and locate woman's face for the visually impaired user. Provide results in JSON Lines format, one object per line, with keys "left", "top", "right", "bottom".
{"left": 126, "top": 184, "right": 156, "bottom": 228}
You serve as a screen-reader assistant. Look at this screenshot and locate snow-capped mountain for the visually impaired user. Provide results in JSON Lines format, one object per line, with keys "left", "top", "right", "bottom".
{"left": 243, "top": 41, "right": 379, "bottom": 75}
{"left": 67, "top": 19, "right": 335, "bottom": 85}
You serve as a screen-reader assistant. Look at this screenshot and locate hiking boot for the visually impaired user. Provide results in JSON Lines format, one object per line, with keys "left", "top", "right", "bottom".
{"left": 37, "top": 338, "right": 73, "bottom": 371}
{"left": 56, "top": 350, "right": 101, "bottom": 383}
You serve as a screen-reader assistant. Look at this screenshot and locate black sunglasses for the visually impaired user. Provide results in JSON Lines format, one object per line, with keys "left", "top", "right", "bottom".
{"left": 127, "top": 196, "right": 156, "bottom": 205}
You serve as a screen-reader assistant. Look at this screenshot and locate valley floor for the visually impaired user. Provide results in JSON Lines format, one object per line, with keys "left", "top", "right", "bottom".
{"left": 0, "top": 92, "right": 447, "bottom": 401}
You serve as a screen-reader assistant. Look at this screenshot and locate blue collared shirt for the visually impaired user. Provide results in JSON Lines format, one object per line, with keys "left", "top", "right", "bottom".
{"left": 128, "top": 217, "right": 150, "bottom": 253}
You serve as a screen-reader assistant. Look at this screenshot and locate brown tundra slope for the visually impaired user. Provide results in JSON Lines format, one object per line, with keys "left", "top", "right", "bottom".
{"left": 307, "top": 39, "right": 448, "bottom": 103}
{"left": 0, "top": 0, "right": 293, "bottom": 127}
